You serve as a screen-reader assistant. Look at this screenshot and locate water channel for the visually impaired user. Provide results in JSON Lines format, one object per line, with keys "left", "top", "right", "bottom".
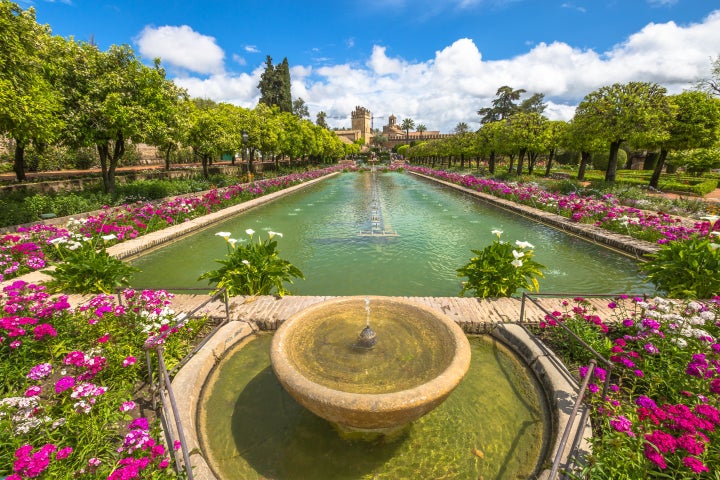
{"left": 130, "top": 171, "right": 652, "bottom": 295}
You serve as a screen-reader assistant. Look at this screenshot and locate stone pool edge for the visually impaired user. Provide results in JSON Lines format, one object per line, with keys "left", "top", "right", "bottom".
{"left": 171, "top": 308, "right": 591, "bottom": 480}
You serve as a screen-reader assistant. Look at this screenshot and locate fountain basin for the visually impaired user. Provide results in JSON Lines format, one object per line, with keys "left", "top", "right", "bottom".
{"left": 270, "top": 296, "right": 471, "bottom": 433}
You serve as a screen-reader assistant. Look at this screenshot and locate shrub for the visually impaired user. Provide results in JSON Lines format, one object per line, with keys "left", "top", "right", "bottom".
{"left": 42, "top": 234, "right": 138, "bottom": 294}
{"left": 640, "top": 234, "right": 720, "bottom": 299}
{"left": 457, "top": 230, "right": 545, "bottom": 298}
{"left": 199, "top": 229, "right": 304, "bottom": 297}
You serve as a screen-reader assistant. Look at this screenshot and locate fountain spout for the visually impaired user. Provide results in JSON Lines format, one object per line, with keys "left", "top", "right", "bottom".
{"left": 355, "top": 297, "right": 377, "bottom": 349}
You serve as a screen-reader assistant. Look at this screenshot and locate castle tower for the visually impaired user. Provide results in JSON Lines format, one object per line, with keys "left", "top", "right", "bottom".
{"left": 351, "top": 106, "right": 372, "bottom": 141}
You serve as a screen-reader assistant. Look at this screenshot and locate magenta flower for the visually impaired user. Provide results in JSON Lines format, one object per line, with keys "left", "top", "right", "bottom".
{"left": 122, "top": 356, "right": 137, "bottom": 368}
{"left": 24, "top": 385, "right": 42, "bottom": 397}
{"left": 682, "top": 456, "right": 709, "bottom": 473}
{"left": 55, "top": 376, "right": 75, "bottom": 394}
{"left": 610, "top": 415, "right": 635, "bottom": 436}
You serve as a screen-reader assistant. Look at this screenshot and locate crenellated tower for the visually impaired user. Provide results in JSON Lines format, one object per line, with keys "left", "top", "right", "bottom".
{"left": 351, "top": 106, "right": 372, "bottom": 141}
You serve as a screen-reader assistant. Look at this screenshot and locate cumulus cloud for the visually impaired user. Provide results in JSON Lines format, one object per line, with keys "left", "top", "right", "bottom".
{"left": 169, "top": 10, "right": 720, "bottom": 132}
{"left": 136, "top": 25, "right": 224, "bottom": 75}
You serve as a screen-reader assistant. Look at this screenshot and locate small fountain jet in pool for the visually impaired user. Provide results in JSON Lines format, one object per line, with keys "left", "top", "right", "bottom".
{"left": 355, "top": 297, "right": 377, "bottom": 349}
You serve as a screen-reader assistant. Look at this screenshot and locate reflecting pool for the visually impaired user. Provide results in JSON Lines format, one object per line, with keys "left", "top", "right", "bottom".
{"left": 130, "top": 171, "right": 652, "bottom": 295}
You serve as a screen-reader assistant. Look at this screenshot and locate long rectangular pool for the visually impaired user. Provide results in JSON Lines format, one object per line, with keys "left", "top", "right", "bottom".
{"left": 129, "top": 171, "right": 652, "bottom": 296}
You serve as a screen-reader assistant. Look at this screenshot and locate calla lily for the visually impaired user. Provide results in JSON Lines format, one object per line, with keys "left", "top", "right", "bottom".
{"left": 491, "top": 229, "right": 503, "bottom": 238}
{"left": 512, "top": 250, "right": 525, "bottom": 259}
{"left": 245, "top": 229, "right": 255, "bottom": 236}
{"left": 241, "top": 259, "right": 250, "bottom": 265}
{"left": 515, "top": 240, "right": 534, "bottom": 249}
{"left": 101, "top": 234, "right": 117, "bottom": 242}
{"left": 511, "top": 258, "right": 523, "bottom": 268}
{"left": 268, "top": 231, "right": 283, "bottom": 238}
{"left": 215, "top": 232, "right": 231, "bottom": 239}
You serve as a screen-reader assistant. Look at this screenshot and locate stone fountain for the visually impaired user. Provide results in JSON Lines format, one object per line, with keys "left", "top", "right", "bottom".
{"left": 270, "top": 296, "right": 471, "bottom": 438}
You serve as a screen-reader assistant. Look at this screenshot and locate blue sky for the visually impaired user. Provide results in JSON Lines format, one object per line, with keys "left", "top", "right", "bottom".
{"left": 22, "top": 0, "right": 720, "bottom": 132}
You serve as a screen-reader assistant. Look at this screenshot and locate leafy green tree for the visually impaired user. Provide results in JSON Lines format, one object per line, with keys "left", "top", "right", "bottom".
{"left": 649, "top": 91, "right": 720, "bottom": 188}
{"left": 401, "top": 118, "right": 415, "bottom": 143}
{"left": 476, "top": 120, "right": 505, "bottom": 174}
{"left": 519, "top": 92, "right": 547, "bottom": 115}
{"left": 573, "top": 82, "right": 673, "bottom": 182}
{"left": 503, "top": 112, "right": 547, "bottom": 175}
{"left": 477, "top": 86, "right": 526, "bottom": 124}
{"left": 184, "top": 99, "right": 227, "bottom": 178}
{"left": 59, "top": 42, "right": 176, "bottom": 193}
{"left": 292, "top": 97, "right": 309, "bottom": 119}
{"left": 543, "top": 120, "right": 569, "bottom": 176}
{"left": 0, "top": 1, "right": 63, "bottom": 182}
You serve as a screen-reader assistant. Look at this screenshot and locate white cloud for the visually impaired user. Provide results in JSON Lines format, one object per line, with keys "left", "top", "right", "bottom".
{"left": 166, "top": 10, "right": 720, "bottom": 133}
{"left": 136, "top": 25, "right": 224, "bottom": 75}
{"left": 244, "top": 45, "right": 260, "bottom": 53}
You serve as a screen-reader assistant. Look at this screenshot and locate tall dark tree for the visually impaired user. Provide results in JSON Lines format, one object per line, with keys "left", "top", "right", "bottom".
{"left": 477, "top": 86, "right": 526, "bottom": 124}
{"left": 257, "top": 55, "right": 292, "bottom": 113}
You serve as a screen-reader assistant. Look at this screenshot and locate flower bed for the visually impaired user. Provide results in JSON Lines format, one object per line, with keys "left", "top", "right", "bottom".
{"left": 407, "top": 166, "right": 717, "bottom": 244}
{"left": 0, "top": 280, "right": 207, "bottom": 479}
{"left": 536, "top": 295, "right": 720, "bottom": 478}
{"left": 0, "top": 167, "right": 343, "bottom": 284}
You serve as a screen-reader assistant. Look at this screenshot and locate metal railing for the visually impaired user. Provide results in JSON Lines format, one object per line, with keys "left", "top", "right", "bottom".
{"left": 518, "top": 292, "right": 618, "bottom": 480}
{"left": 136, "top": 287, "right": 231, "bottom": 479}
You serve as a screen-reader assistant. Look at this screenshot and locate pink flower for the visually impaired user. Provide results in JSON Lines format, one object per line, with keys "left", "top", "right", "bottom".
{"left": 129, "top": 417, "right": 149, "bottom": 430}
{"left": 683, "top": 456, "right": 709, "bottom": 473}
{"left": 610, "top": 415, "right": 634, "bottom": 437}
{"left": 32, "top": 323, "right": 57, "bottom": 340}
{"left": 27, "top": 362, "right": 53, "bottom": 380}
{"left": 24, "top": 385, "right": 42, "bottom": 397}
{"left": 97, "top": 333, "right": 110, "bottom": 343}
{"left": 122, "top": 356, "right": 137, "bottom": 368}
{"left": 55, "top": 376, "right": 75, "bottom": 394}
{"left": 88, "top": 457, "right": 101, "bottom": 467}
{"left": 119, "top": 401, "right": 137, "bottom": 412}
{"left": 56, "top": 446, "right": 73, "bottom": 460}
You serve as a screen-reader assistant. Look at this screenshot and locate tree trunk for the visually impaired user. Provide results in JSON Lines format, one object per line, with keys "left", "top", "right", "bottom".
{"left": 202, "top": 154, "right": 209, "bottom": 179}
{"left": 604, "top": 140, "right": 623, "bottom": 182}
{"left": 577, "top": 151, "right": 590, "bottom": 181}
{"left": 13, "top": 142, "right": 26, "bottom": 182}
{"left": 164, "top": 146, "right": 172, "bottom": 171}
{"left": 527, "top": 152, "right": 539, "bottom": 175}
{"left": 489, "top": 151, "right": 496, "bottom": 174}
{"left": 248, "top": 148, "right": 256, "bottom": 174}
{"left": 649, "top": 148, "right": 668, "bottom": 189}
{"left": 544, "top": 149, "right": 555, "bottom": 177}
{"left": 98, "top": 144, "right": 111, "bottom": 193}
{"left": 516, "top": 149, "right": 526, "bottom": 175}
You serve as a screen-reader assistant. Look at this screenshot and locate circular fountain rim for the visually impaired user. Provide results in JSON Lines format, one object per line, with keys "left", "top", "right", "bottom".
{"left": 270, "top": 296, "right": 471, "bottom": 421}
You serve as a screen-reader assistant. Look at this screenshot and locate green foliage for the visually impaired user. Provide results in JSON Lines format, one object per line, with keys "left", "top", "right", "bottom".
{"left": 640, "top": 234, "right": 720, "bottom": 299}
{"left": 42, "top": 234, "right": 138, "bottom": 294}
{"left": 199, "top": 229, "right": 304, "bottom": 297}
{"left": 457, "top": 230, "right": 545, "bottom": 298}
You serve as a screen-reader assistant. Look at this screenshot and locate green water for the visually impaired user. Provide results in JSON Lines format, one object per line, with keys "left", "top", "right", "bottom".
{"left": 199, "top": 334, "right": 548, "bottom": 480}
{"left": 131, "top": 171, "right": 652, "bottom": 295}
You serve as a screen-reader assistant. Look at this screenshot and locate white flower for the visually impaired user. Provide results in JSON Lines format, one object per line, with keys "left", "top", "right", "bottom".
{"left": 515, "top": 240, "right": 534, "bottom": 249}
{"left": 268, "top": 231, "right": 283, "bottom": 238}
{"left": 101, "top": 234, "right": 117, "bottom": 242}
{"left": 241, "top": 260, "right": 250, "bottom": 266}
{"left": 49, "top": 237, "right": 67, "bottom": 246}
{"left": 701, "top": 215, "right": 720, "bottom": 222}
{"left": 215, "top": 232, "right": 231, "bottom": 239}
{"left": 228, "top": 238, "right": 238, "bottom": 247}
{"left": 511, "top": 258, "right": 523, "bottom": 268}
{"left": 491, "top": 229, "right": 503, "bottom": 238}
{"left": 710, "top": 243, "right": 720, "bottom": 251}
{"left": 245, "top": 228, "right": 255, "bottom": 236}
{"left": 512, "top": 250, "right": 524, "bottom": 259}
